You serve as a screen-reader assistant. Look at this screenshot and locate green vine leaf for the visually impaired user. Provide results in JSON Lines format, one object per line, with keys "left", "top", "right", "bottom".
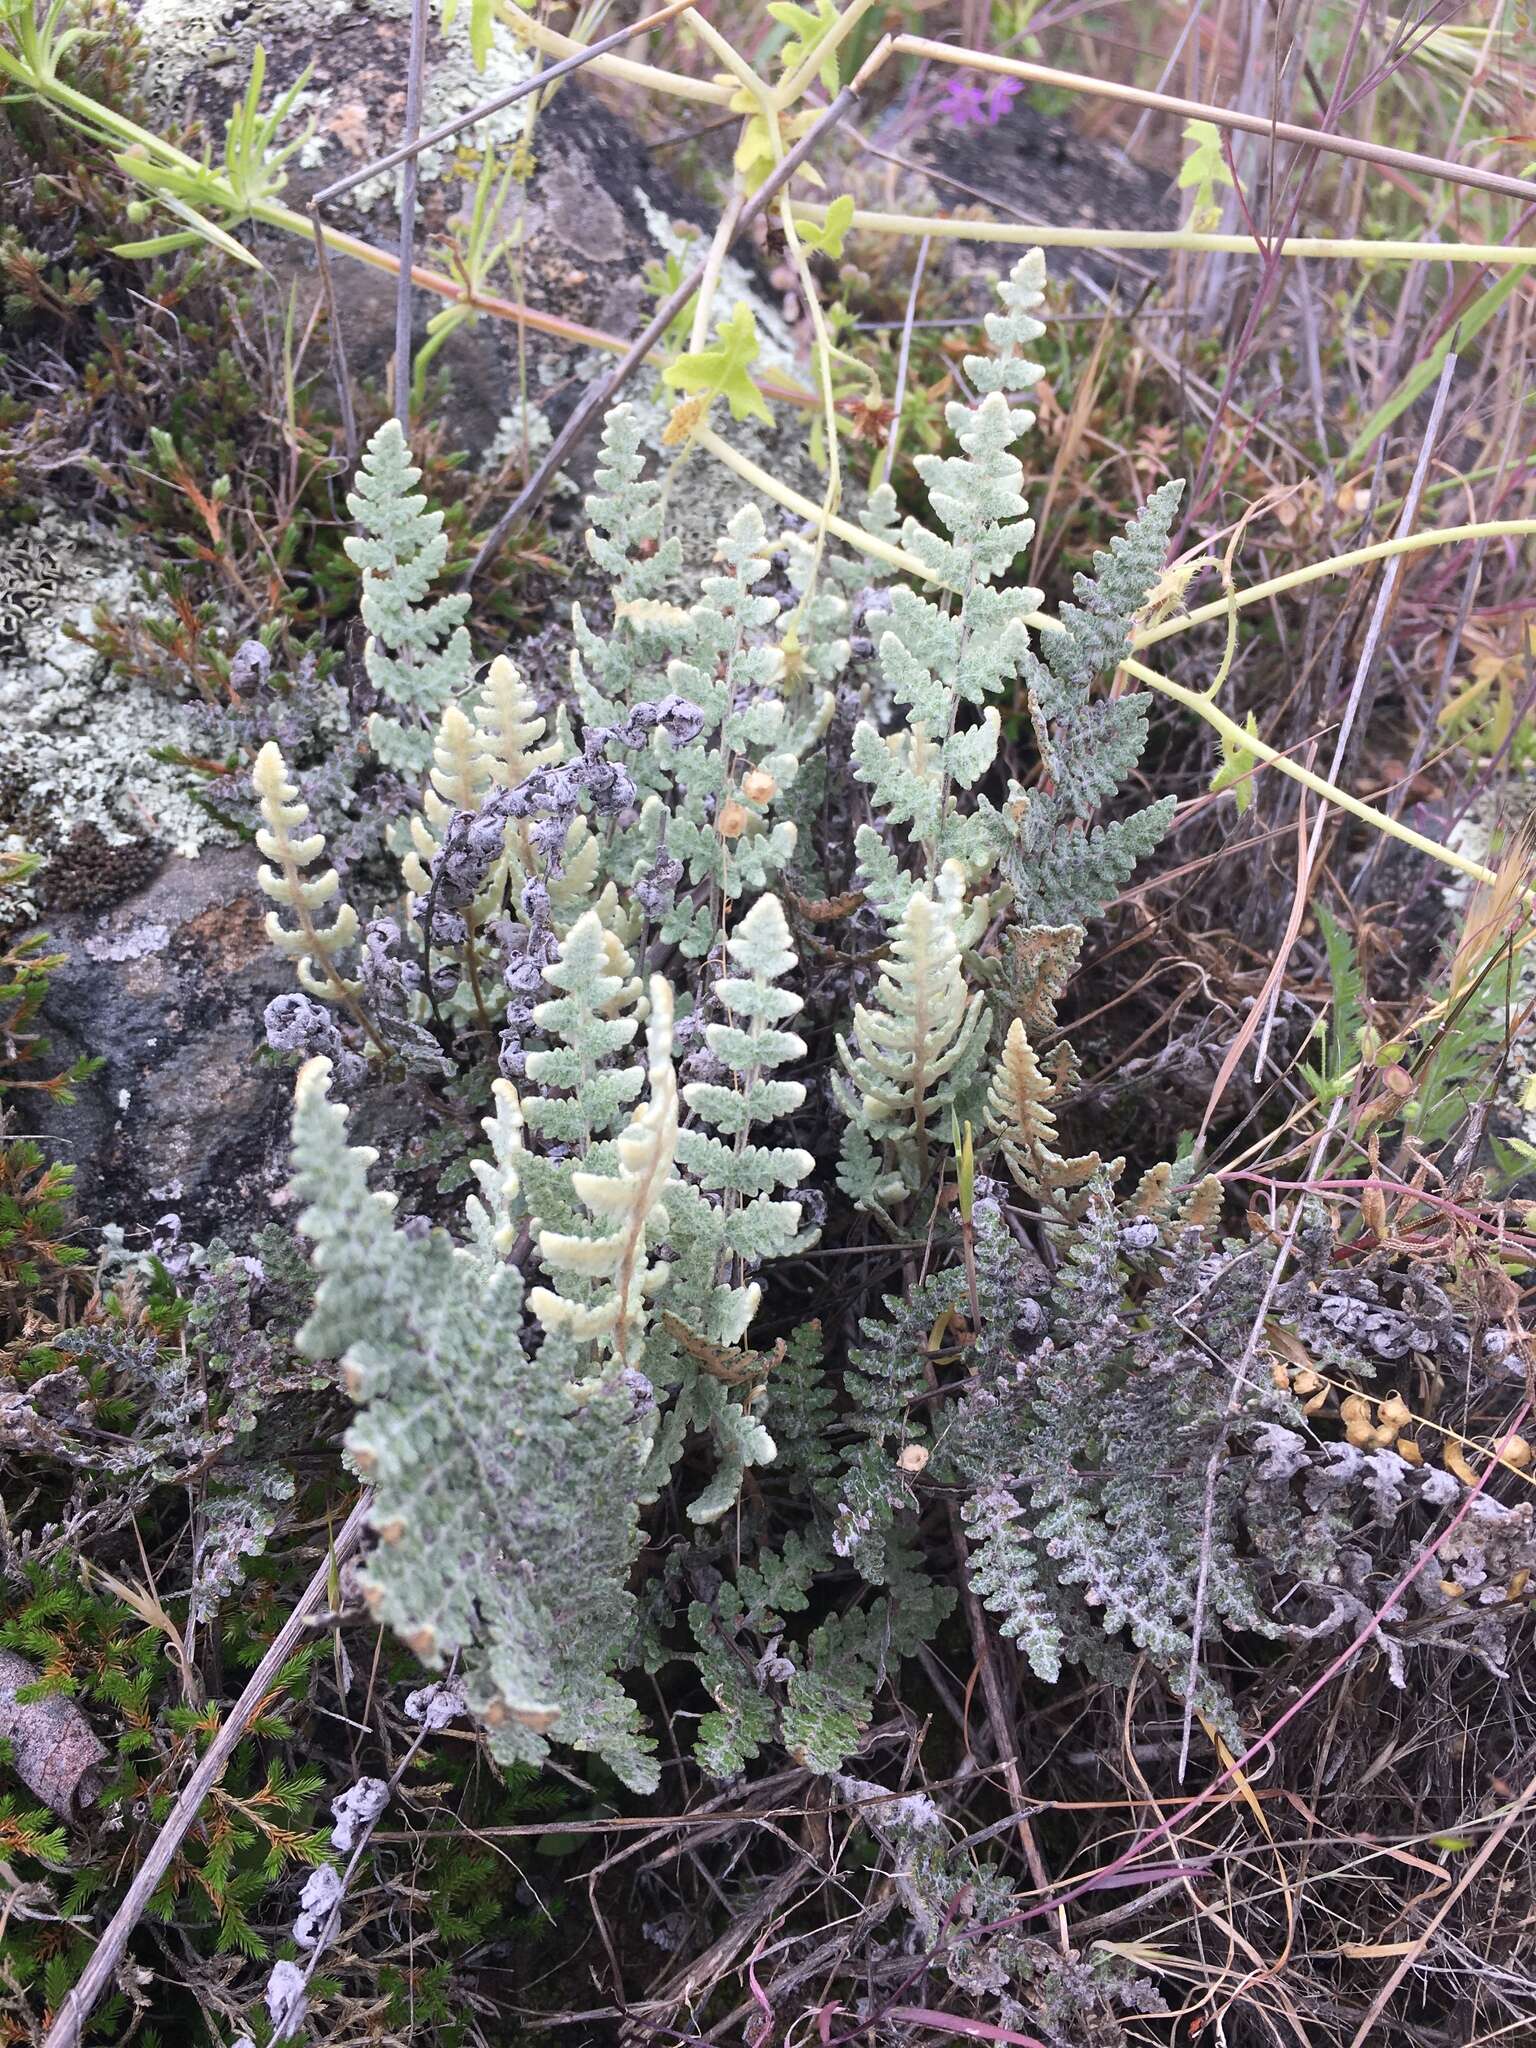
{"left": 662, "top": 302, "right": 773, "bottom": 424}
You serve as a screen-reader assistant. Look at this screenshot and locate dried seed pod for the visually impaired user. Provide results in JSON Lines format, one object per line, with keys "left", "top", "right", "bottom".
{"left": 1340, "top": 1394, "right": 1373, "bottom": 1426}
{"left": 897, "top": 1443, "right": 930, "bottom": 1474}
{"left": 1499, "top": 1435, "right": 1532, "bottom": 1470}
{"left": 1443, "top": 1441, "right": 1480, "bottom": 1487}
{"left": 1397, "top": 1438, "right": 1424, "bottom": 1466}
{"left": 1378, "top": 1392, "right": 1412, "bottom": 1431}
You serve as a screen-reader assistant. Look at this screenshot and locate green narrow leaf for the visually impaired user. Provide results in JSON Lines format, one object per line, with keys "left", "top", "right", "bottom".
{"left": 1346, "top": 266, "right": 1524, "bottom": 465}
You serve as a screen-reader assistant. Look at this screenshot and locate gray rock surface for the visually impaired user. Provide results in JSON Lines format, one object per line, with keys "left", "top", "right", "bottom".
{"left": 29, "top": 847, "right": 292, "bottom": 1244}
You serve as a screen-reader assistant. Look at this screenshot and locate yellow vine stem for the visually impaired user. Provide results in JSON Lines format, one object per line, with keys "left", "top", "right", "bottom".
{"left": 887, "top": 33, "right": 1536, "bottom": 210}
{"left": 766, "top": 101, "right": 843, "bottom": 606}
{"left": 674, "top": 4, "right": 768, "bottom": 101}
{"left": 492, "top": 0, "right": 733, "bottom": 104}
{"left": 790, "top": 201, "right": 1536, "bottom": 272}
{"left": 1132, "top": 518, "right": 1536, "bottom": 652}
{"left": 692, "top": 421, "right": 1049, "bottom": 629}
{"left": 1120, "top": 658, "right": 1498, "bottom": 889}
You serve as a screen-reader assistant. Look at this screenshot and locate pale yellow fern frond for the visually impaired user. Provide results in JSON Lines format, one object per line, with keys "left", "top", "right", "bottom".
{"left": 529, "top": 976, "right": 679, "bottom": 1365}
{"left": 253, "top": 741, "right": 361, "bottom": 1006}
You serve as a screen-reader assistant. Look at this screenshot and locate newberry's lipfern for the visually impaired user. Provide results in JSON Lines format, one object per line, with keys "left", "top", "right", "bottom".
{"left": 259, "top": 244, "right": 1509, "bottom": 1820}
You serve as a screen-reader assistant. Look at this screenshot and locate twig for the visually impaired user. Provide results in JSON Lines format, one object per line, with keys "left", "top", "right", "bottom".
{"left": 888, "top": 35, "right": 1536, "bottom": 207}
{"left": 394, "top": 0, "right": 430, "bottom": 433}
{"left": 1346, "top": 1753, "right": 1536, "bottom": 2045}
{"left": 465, "top": 82, "right": 859, "bottom": 584}
{"left": 1249, "top": 348, "right": 1458, "bottom": 1075}
{"left": 41, "top": 1496, "right": 373, "bottom": 2048}
{"left": 883, "top": 235, "right": 928, "bottom": 490}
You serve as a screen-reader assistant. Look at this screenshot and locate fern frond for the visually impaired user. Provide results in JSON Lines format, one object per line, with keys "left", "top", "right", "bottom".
{"left": 343, "top": 418, "right": 473, "bottom": 772}
{"left": 521, "top": 910, "right": 644, "bottom": 1148}
{"left": 677, "top": 892, "right": 815, "bottom": 1259}
{"left": 836, "top": 861, "right": 990, "bottom": 1192}
{"left": 985, "top": 1017, "right": 1118, "bottom": 1220}
{"left": 252, "top": 742, "right": 361, "bottom": 1007}
{"left": 290, "top": 1057, "right": 656, "bottom": 1790}
{"left": 529, "top": 976, "right": 679, "bottom": 1366}
{"left": 474, "top": 652, "right": 563, "bottom": 788}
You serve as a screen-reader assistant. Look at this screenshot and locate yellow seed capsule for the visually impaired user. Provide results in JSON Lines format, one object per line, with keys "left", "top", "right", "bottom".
{"left": 1271, "top": 1360, "right": 1292, "bottom": 1392}
{"left": 1499, "top": 1435, "right": 1532, "bottom": 1470}
{"left": 1345, "top": 1417, "right": 1377, "bottom": 1447}
{"left": 1439, "top": 1580, "right": 1465, "bottom": 1600}
{"left": 898, "top": 1443, "right": 930, "bottom": 1474}
{"left": 1378, "top": 1393, "right": 1412, "bottom": 1430}
{"left": 1397, "top": 1438, "right": 1423, "bottom": 1466}
{"left": 1509, "top": 1570, "right": 1530, "bottom": 1601}
{"left": 1340, "top": 1394, "right": 1373, "bottom": 1426}
{"left": 741, "top": 768, "right": 777, "bottom": 804}
{"left": 1292, "top": 1368, "right": 1322, "bottom": 1397}
{"left": 1304, "top": 1390, "right": 1330, "bottom": 1415}
{"left": 717, "top": 799, "right": 748, "bottom": 838}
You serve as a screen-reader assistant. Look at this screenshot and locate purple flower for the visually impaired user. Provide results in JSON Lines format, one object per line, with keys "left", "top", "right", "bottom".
{"left": 938, "top": 72, "right": 1022, "bottom": 129}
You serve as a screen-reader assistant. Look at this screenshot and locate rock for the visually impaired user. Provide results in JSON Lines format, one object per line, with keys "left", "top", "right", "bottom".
{"left": 841, "top": 93, "right": 1174, "bottom": 300}
{"left": 127, "top": 0, "right": 820, "bottom": 543}
{"left": 0, "top": 512, "right": 234, "bottom": 922}
{"left": 28, "top": 846, "right": 292, "bottom": 1244}
{"left": 0, "top": 1649, "right": 109, "bottom": 1819}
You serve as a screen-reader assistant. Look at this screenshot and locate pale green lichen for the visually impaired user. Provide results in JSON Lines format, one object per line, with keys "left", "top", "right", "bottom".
{"left": 0, "top": 516, "right": 233, "bottom": 921}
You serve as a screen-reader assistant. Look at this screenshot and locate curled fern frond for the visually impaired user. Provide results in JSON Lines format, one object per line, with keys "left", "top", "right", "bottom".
{"left": 984, "top": 1016, "right": 1118, "bottom": 1221}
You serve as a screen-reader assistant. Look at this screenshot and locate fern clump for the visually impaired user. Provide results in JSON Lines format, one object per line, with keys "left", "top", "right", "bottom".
{"left": 255, "top": 242, "right": 1516, "bottom": 1827}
